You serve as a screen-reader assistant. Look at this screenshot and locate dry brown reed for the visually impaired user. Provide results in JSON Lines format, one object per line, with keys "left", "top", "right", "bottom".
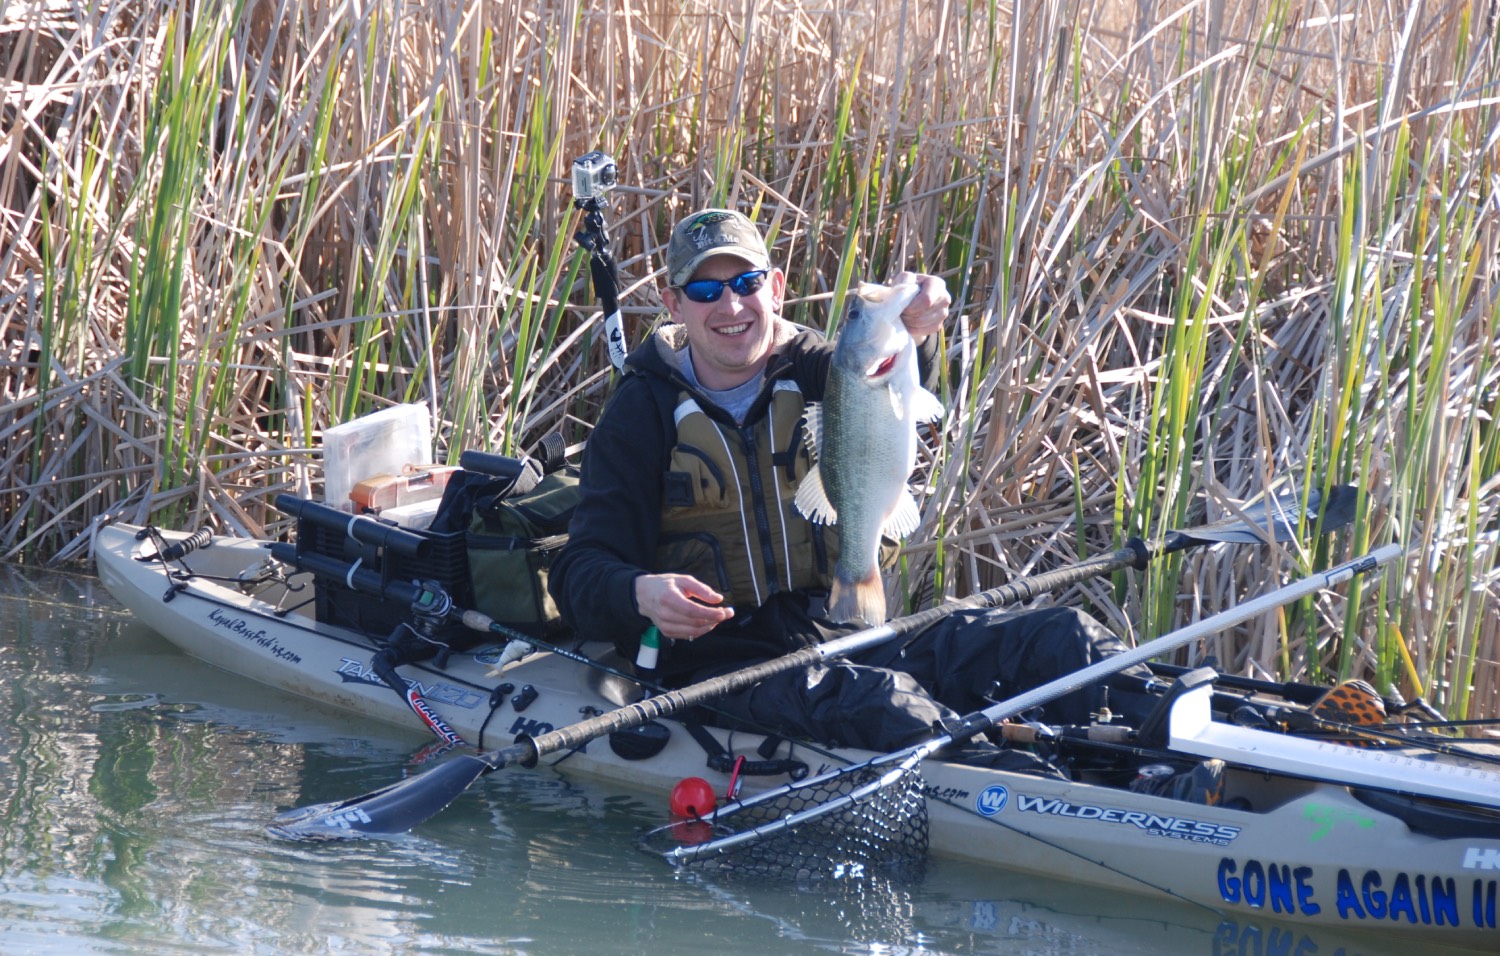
{"left": 3, "top": 0, "right": 1497, "bottom": 715}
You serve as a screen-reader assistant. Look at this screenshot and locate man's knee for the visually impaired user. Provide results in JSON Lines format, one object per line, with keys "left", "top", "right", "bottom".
{"left": 807, "top": 663, "right": 954, "bottom": 750}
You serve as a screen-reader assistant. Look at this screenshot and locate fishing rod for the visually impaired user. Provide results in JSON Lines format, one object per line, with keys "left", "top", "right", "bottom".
{"left": 268, "top": 483, "right": 1359, "bottom": 840}
{"left": 1136, "top": 666, "right": 1500, "bottom": 766}
{"left": 258, "top": 516, "right": 830, "bottom": 773}
{"left": 650, "top": 543, "right": 1408, "bottom": 873}
{"left": 1270, "top": 712, "right": 1500, "bottom": 767}
{"left": 1145, "top": 660, "right": 1447, "bottom": 721}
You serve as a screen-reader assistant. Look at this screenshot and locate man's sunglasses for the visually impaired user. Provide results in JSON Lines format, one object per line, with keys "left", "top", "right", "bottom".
{"left": 676, "top": 269, "right": 769, "bottom": 304}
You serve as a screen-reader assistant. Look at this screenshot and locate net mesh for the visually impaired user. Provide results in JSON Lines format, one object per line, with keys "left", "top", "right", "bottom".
{"left": 640, "top": 756, "right": 930, "bottom": 882}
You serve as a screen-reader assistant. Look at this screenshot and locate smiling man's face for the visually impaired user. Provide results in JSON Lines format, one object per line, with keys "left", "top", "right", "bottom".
{"left": 661, "top": 254, "right": 787, "bottom": 391}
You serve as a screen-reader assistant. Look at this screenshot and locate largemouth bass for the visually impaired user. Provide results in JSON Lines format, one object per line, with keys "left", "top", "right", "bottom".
{"left": 795, "top": 281, "right": 944, "bottom": 624}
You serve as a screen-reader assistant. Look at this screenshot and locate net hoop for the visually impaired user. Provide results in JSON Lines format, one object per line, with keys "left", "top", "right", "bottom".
{"left": 640, "top": 747, "right": 932, "bottom": 881}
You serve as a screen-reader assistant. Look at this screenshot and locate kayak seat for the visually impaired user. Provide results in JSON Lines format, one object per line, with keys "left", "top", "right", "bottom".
{"left": 1133, "top": 666, "right": 1220, "bottom": 749}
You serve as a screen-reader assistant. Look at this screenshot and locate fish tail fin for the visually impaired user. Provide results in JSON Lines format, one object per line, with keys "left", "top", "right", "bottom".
{"left": 828, "top": 569, "right": 886, "bottom": 626}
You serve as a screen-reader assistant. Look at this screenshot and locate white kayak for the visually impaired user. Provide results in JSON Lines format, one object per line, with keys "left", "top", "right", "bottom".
{"left": 95, "top": 521, "right": 1500, "bottom": 949}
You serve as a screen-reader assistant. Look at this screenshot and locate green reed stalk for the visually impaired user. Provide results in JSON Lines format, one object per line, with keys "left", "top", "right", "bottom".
{"left": 122, "top": 7, "right": 236, "bottom": 504}
{"left": 343, "top": 91, "right": 443, "bottom": 422}
{"left": 280, "top": 27, "right": 345, "bottom": 453}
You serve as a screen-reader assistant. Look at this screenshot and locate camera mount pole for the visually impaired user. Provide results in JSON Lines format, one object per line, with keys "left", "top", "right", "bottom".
{"left": 571, "top": 152, "right": 626, "bottom": 372}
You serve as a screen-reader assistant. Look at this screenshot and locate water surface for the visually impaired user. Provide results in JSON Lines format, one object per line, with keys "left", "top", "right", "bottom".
{"left": 0, "top": 562, "right": 1468, "bottom": 954}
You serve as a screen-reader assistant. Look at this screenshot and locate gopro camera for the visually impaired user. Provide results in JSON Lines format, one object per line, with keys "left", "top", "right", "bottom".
{"left": 571, "top": 150, "right": 618, "bottom": 202}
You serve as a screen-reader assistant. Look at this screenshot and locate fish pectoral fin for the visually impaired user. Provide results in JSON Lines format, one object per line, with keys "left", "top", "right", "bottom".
{"left": 881, "top": 491, "right": 922, "bottom": 538}
{"left": 794, "top": 463, "right": 838, "bottom": 524}
{"left": 911, "top": 386, "right": 944, "bottom": 423}
{"left": 888, "top": 386, "right": 905, "bottom": 419}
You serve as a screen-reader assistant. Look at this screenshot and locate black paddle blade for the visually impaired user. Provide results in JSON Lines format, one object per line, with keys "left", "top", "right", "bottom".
{"left": 267, "top": 754, "right": 493, "bottom": 841}
{"left": 1185, "top": 484, "right": 1358, "bottom": 544}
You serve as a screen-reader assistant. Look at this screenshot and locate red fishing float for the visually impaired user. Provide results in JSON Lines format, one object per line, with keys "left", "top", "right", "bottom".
{"left": 669, "top": 776, "right": 717, "bottom": 818}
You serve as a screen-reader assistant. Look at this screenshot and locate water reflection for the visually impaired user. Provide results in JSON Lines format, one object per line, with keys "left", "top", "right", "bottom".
{"left": 0, "top": 564, "right": 1484, "bottom": 954}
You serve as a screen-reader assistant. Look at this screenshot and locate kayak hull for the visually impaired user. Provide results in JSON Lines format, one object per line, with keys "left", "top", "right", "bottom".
{"left": 95, "top": 523, "right": 1500, "bottom": 948}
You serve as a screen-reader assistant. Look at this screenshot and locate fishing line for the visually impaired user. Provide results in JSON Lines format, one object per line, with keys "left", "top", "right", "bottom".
{"left": 1376, "top": 717, "right": 1500, "bottom": 732}
{"left": 0, "top": 591, "right": 134, "bottom": 619}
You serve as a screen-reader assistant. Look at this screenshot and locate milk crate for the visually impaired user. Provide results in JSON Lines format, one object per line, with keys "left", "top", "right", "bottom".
{"left": 275, "top": 494, "right": 472, "bottom": 637}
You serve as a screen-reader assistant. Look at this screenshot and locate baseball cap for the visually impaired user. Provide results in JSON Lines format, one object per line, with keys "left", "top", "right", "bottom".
{"left": 665, "top": 209, "right": 772, "bottom": 286}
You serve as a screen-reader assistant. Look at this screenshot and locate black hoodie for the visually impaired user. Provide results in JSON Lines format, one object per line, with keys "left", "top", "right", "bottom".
{"left": 548, "top": 316, "right": 938, "bottom": 677}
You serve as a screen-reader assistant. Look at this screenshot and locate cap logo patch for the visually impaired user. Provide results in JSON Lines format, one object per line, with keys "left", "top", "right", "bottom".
{"left": 690, "top": 212, "right": 734, "bottom": 227}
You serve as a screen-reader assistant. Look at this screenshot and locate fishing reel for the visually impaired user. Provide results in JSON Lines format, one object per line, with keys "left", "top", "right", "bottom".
{"left": 369, "top": 579, "right": 459, "bottom": 671}
{"left": 407, "top": 579, "right": 455, "bottom": 636}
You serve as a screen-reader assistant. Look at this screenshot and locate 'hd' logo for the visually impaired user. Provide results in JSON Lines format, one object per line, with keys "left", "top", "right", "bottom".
{"left": 1464, "top": 847, "right": 1500, "bottom": 870}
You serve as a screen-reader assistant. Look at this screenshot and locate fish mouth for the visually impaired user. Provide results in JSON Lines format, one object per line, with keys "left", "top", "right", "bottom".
{"left": 865, "top": 351, "right": 900, "bottom": 379}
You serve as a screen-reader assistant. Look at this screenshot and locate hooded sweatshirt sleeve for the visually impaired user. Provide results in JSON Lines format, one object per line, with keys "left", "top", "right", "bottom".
{"left": 547, "top": 374, "right": 664, "bottom": 656}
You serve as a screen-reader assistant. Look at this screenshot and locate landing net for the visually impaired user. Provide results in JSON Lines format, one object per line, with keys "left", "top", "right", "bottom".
{"left": 639, "top": 751, "right": 930, "bottom": 881}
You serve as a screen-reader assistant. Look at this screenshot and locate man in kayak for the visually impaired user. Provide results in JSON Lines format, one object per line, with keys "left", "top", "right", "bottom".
{"left": 549, "top": 207, "right": 1148, "bottom": 752}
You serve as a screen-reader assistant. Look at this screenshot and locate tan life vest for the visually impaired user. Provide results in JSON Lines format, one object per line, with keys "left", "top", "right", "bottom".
{"left": 655, "top": 381, "right": 841, "bottom": 610}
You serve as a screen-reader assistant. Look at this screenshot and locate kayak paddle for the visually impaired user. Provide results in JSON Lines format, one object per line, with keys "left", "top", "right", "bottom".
{"left": 268, "top": 483, "right": 1358, "bottom": 840}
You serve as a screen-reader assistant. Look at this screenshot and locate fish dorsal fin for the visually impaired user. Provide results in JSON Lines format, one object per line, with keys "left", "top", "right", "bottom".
{"left": 801, "top": 402, "right": 823, "bottom": 458}
{"left": 794, "top": 463, "right": 837, "bottom": 524}
{"left": 882, "top": 490, "right": 922, "bottom": 538}
{"left": 911, "top": 386, "right": 944, "bottom": 423}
